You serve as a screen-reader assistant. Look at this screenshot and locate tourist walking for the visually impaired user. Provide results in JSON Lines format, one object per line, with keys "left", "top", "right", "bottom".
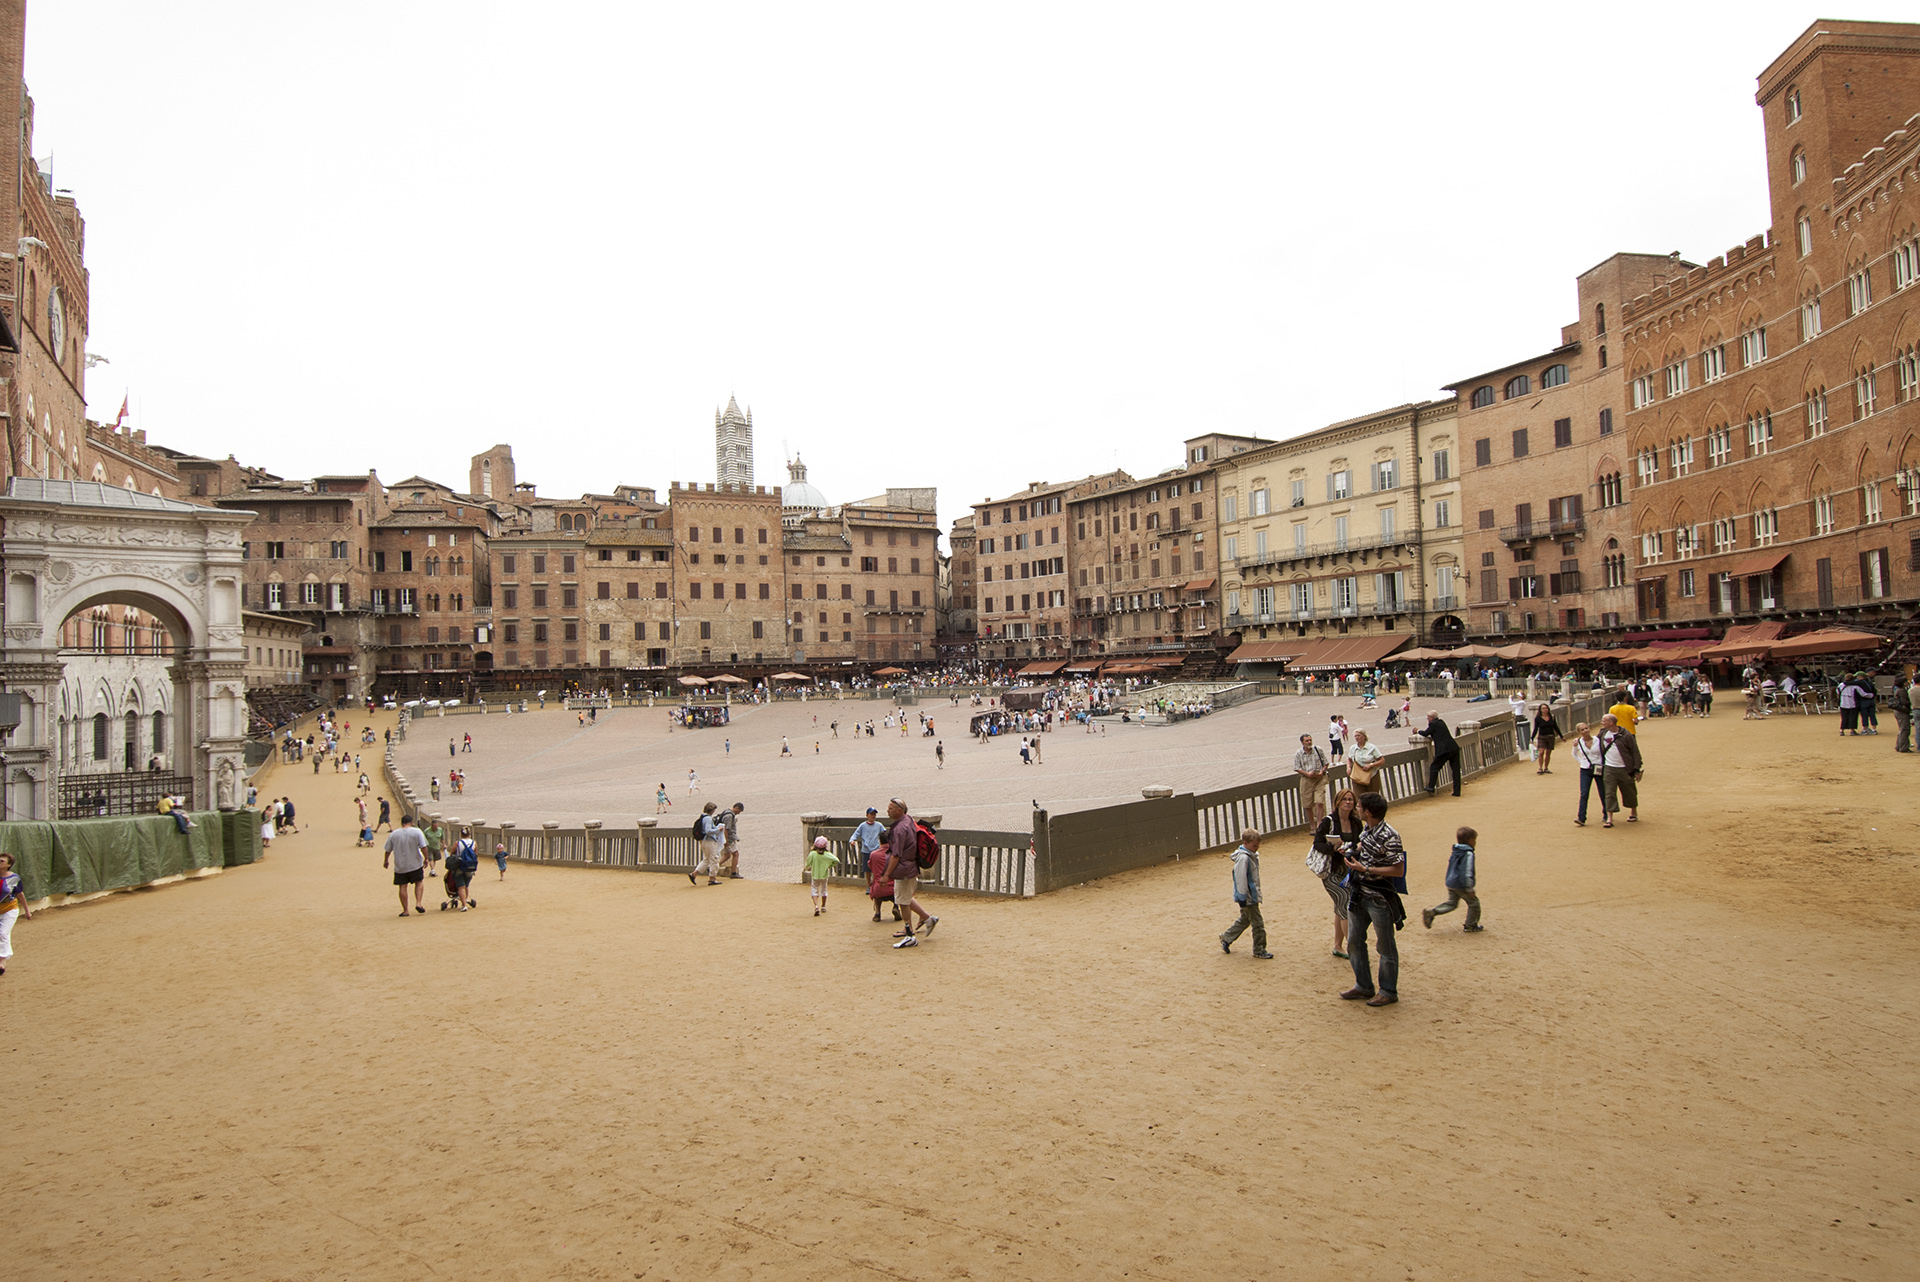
{"left": 448, "top": 827, "right": 479, "bottom": 911}
{"left": 884, "top": 798, "right": 935, "bottom": 945}
{"left": 383, "top": 815, "right": 429, "bottom": 916}
{"left": 688, "top": 768, "right": 700, "bottom": 794}
{"left": 690, "top": 802, "right": 722, "bottom": 885}
{"left": 1531, "top": 703, "right": 1560, "bottom": 774}
{"left": 0, "top": 852, "right": 31, "bottom": 975}
{"left": 1597, "top": 713, "right": 1643, "bottom": 827}
{"left": 1218, "top": 829, "right": 1272, "bottom": 959}
{"left": 1340, "top": 793, "right": 1407, "bottom": 1007}
{"left": 852, "top": 807, "right": 895, "bottom": 922}
{"left": 720, "top": 802, "right": 745, "bottom": 878}
{"left": 1417, "top": 712, "right": 1463, "bottom": 797}
{"left": 1570, "top": 723, "right": 1603, "bottom": 826}
{"left": 1890, "top": 678, "right": 1913, "bottom": 753}
{"left": 803, "top": 836, "right": 839, "bottom": 915}
{"left": 1327, "top": 715, "right": 1346, "bottom": 760}
{"left": 376, "top": 796, "right": 392, "bottom": 831}
{"left": 1423, "top": 825, "right": 1482, "bottom": 932}
{"left": 656, "top": 783, "right": 672, "bottom": 813}
{"left": 1294, "top": 734, "right": 1330, "bottom": 828}
{"left": 494, "top": 835, "right": 509, "bottom": 880}
{"left": 1311, "top": 789, "right": 1365, "bottom": 959}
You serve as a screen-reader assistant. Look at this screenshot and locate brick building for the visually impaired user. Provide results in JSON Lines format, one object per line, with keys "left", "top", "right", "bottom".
{"left": 971, "top": 472, "right": 1129, "bottom": 663}
{"left": 1216, "top": 400, "right": 1462, "bottom": 666}
{"left": 368, "top": 491, "right": 498, "bottom": 695}
{"left": 1067, "top": 459, "right": 1221, "bottom": 659}
{"left": 1619, "top": 20, "right": 1920, "bottom": 632}
{"left": 665, "top": 481, "right": 786, "bottom": 665}
{"left": 1448, "top": 253, "right": 1678, "bottom": 642}
{"left": 944, "top": 514, "right": 977, "bottom": 648}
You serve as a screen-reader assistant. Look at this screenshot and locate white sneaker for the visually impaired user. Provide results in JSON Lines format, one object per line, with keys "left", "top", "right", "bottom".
{"left": 893, "top": 935, "right": 918, "bottom": 948}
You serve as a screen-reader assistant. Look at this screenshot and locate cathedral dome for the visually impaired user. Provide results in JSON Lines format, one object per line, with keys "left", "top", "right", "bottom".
{"left": 782, "top": 454, "right": 830, "bottom": 512}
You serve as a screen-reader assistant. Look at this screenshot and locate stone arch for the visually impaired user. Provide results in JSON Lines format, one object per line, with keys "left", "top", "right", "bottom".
{"left": 0, "top": 480, "right": 250, "bottom": 819}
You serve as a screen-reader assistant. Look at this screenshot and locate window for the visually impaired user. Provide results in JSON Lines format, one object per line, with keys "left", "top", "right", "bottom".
{"left": 1603, "top": 551, "right": 1628, "bottom": 589}
{"left": 1331, "top": 576, "right": 1358, "bottom": 612}
{"left": 1740, "top": 327, "right": 1767, "bottom": 368}
{"left": 1224, "top": 535, "right": 1238, "bottom": 561}
{"left": 1864, "top": 482, "right": 1883, "bottom": 525}
{"left": 1433, "top": 499, "right": 1451, "bottom": 528}
{"left": 1746, "top": 410, "right": 1774, "bottom": 455}
{"left": 1541, "top": 364, "right": 1569, "bottom": 389}
{"left": 1712, "top": 517, "right": 1737, "bottom": 552}
{"left": 1636, "top": 448, "right": 1659, "bottom": 486}
{"left": 1378, "top": 508, "right": 1396, "bottom": 538}
{"left": 1553, "top": 418, "right": 1572, "bottom": 448}
{"left": 1701, "top": 345, "right": 1727, "bottom": 383}
{"left": 1431, "top": 449, "right": 1450, "bottom": 480}
{"left": 1706, "top": 424, "right": 1734, "bottom": 467}
{"left": 1597, "top": 472, "right": 1624, "bottom": 508}
{"left": 1599, "top": 407, "right": 1613, "bottom": 436}
{"left": 1801, "top": 296, "right": 1822, "bottom": 340}
{"left": 1251, "top": 487, "right": 1271, "bottom": 515}
{"left": 1855, "top": 366, "right": 1878, "bottom": 420}
{"left": 1290, "top": 479, "right": 1306, "bottom": 507}
{"left": 1752, "top": 507, "right": 1779, "bottom": 547}
{"left": 1674, "top": 525, "right": 1697, "bottom": 559}
{"left": 1221, "top": 494, "right": 1237, "bottom": 522}
{"left": 1504, "top": 375, "right": 1530, "bottom": 399}
{"left": 1328, "top": 472, "right": 1350, "bottom": 500}
{"left": 1663, "top": 359, "right": 1689, "bottom": 398}
{"left": 1787, "top": 86, "right": 1801, "bottom": 121}
{"left": 1470, "top": 385, "right": 1495, "bottom": 409}
{"left": 1678, "top": 568, "right": 1696, "bottom": 598}
{"left": 1847, "top": 268, "right": 1873, "bottom": 317}
{"left": 1640, "top": 531, "right": 1664, "bottom": 565}
{"left": 1668, "top": 436, "right": 1694, "bottom": 477}
{"left": 1894, "top": 235, "right": 1920, "bottom": 291}
{"left": 1478, "top": 509, "right": 1496, "bottom": 530}
{"left": 1474, "top": 438, "right": 1492, "bottom": 467}
{"left": 1814, "top": 494, "right": 1835, "bottom": 535}
{"left": 1797, "top": 214, "right": 1813, "bottom": 258}
{"left": 1861, "top": 548, "right": 1891, "bottom": 599}
{"left": 1630, "top": 375, "right": 1656, "bottom": 409}
{"left": 1805, "top": 388, "right": 1829, "bottom": 437}
{"left": 1791, "top": 148, "right": 1806, "bottom": 184}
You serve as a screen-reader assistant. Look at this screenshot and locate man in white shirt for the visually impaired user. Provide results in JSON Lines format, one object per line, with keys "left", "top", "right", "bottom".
{"left": 382, "top": 815, "right": 429, "bottom": 916}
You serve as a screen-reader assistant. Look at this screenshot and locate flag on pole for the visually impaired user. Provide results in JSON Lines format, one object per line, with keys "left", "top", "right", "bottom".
{"left": 114, "top": 394, "right": 129, "bottom": 429}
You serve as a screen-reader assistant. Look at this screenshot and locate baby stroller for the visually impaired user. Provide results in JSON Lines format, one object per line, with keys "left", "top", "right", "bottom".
{"left": 438, "top": 865, "right": 478, "bottom": 911}
{"left": 1383, "top": 706, "right": 1402, "bottom": 730}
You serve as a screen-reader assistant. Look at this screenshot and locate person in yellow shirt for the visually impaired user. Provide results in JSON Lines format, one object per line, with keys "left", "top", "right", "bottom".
{"left": 1608, "top": 697, "right": 1639, "bottom": 735}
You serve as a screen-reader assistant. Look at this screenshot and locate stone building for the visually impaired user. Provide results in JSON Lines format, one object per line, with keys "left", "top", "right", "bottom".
{"left": 1067, "top": 456, "right": 1221, "bottom": 659}
{"left": 1618, "top": 19, "right": 1920, "bottom": 631}
{"left": 1447, "top": 253, "right": 1678, "bottom": 642}
{"left": 944, "top": 514, "right": 977, "bottom": 647}
{"left": 1216, "top": 400, "right": 1462, "bottom": 667}
{"left": 368, "top": 487, "right": 499, "bottom": 695}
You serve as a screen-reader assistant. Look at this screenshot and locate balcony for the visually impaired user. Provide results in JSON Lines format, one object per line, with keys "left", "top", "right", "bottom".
{"left": 1227, "top": 608, "right": 1317, "bottom": 629}
{"left": 1368, "top": 600, "right": 1410, "bottom": 617}
{"left": 1499, "top": 516, "right": 1586, "bottom": 544}
{"left": 1431, "top": 595, "right": 1460, "bottom": 611}
{"left": 1231, "top": 532, "right": 1411, "bottom": 572}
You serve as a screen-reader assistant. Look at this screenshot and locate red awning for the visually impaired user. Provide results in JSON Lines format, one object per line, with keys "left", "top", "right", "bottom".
{"left": 1016, "top": 660, "right": 1067, "bottom": 676}
{"left": 1183, "top": 577, "right": 1216, "bottom": 591}
{"left": 1722, "top": 550, "right": 1790, "bottom": 579}
{"left": 1225, "top": 640, "right": 1312, "bottom": 664}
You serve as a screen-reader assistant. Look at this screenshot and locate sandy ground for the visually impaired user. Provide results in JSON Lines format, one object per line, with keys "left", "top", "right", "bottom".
{"left": 390, "top": 692, "right": 1498, "bottom": 880}
{"left": 4, "top": 703, "right": 1917, "bottom": 1280}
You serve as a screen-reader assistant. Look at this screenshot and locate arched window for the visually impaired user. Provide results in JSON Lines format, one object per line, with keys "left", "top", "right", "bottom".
{"left": 1791, "top": 148, "right": 1806, "bottom": 185}
{"left": 1541, "top": 364, "right": 1570, "bottom": 388}
{"left": 92, "top": 712, "right": 109, "bottom": 761}
{"left": 1470, "top": 385, "right": 1495, "bottom": 409}
{"left": 152, "top": 711, "right": 166, "bottom": 755}
{"left": 1595, "top": 303, "right": 1606, "bottom": 336}
{"left": 1504, "top": 375, "right": 1530, "bottom": 399}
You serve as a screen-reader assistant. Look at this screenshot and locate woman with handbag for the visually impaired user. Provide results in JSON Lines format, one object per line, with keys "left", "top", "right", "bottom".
{"left": 1347, "top": 730, "right": 1383, "bottom": 789}
{"left": 1309, "top": 788, "right": 1367, "bottom": 960}
{"left": 1531, "top": 703, "right": 1561, "bottom": 774}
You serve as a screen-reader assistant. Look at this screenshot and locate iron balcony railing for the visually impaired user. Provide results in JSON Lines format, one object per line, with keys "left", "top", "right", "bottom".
{"left": 1229, "top": 532, "right": 1411, "bottom": 571}
{"left": 1499, "top": 516, "right": 1586, "bottom": 543}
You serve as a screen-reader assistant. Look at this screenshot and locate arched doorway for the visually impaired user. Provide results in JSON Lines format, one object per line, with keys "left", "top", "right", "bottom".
{"left": 0, "top": 480, "right": 252, "bottom": 819}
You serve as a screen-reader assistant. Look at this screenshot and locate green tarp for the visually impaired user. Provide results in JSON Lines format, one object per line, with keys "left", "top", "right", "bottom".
{"left": 0, "top": 810, "right": 259, "bottom": 902}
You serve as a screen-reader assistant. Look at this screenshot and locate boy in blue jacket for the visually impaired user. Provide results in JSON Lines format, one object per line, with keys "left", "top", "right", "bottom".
{"left": 1218, "top": 829, "right": 1273, "bottom": 959}
{"left": 1422, "top": 825, "right": 1482, "bottom": 932}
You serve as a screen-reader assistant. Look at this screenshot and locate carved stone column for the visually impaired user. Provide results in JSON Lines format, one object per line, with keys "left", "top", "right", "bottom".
{"left": 171, "top": 659, "right": 248, "bottom": 812}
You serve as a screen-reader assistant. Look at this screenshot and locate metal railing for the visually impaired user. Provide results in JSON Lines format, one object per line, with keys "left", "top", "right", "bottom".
{"left": 1500, "top": 516, "right": 1586, "bottom": 543}
{"left": 1229, "top": 532, "right": 1410, "bottom": 571}
{"left": 58, "top": 771, "right": 195, "bottom": 820}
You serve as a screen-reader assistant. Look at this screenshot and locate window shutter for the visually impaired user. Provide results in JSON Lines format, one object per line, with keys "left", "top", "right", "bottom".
{"left": 1515, "top": 502, "right": 1532, "bottom": 528}
{"left": 1508, "top": 576, "right": 1521, "bottom": 599}
{"left": 1394, "top": 571, "right": 1406, "bottom": 603}
{"left": 1859, "top": 552, "right": 1871, "bottom": 596}
{"left": 1327, "top": 474, "right": 1335, "bottom": 501}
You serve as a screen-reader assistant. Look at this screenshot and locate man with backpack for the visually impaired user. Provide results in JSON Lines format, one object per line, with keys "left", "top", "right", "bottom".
{"left": 883, "top": 797, "right": 937, "bottom": 946}
{"left": 689, "top": 802, "right": 722, "bottom": 885}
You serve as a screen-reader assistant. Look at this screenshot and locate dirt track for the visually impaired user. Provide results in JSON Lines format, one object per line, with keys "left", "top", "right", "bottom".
{"left": 5, "top": 705, "right": 1916, "bottom": 1280}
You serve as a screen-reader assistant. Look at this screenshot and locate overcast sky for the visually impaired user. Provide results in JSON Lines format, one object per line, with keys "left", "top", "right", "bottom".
{"left": 24, "top": 3, "right": 1905, "bottom": 532}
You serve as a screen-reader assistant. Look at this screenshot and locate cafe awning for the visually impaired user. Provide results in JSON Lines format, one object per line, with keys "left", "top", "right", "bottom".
{"left": 1697, "top": 622, "right": 1790, "bottom": 661}
{"left": 1017, "top": 660, "right": 1067, "bottom": 676}
{"left": 1722, "top": 550, "right": 1790, "bottom": 579}
{"left": 1286, "top": 634, "right": 1416, "bottom": 672}
{"left": 1225, "top": 639, "right": 1313, "bottom": 664}
{"left": 1183, "top": 577, "right": 1216, "bottom": 592}
{"left": 1764, "top": 627, "right": 1887, "bottom": 660}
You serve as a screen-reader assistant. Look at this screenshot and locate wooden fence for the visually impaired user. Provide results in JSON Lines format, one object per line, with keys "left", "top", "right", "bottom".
{"left": 799, "top": 812, "right": 1034, "bottom": 898}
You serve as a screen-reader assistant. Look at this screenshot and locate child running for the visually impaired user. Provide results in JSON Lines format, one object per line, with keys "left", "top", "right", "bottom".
{"left": 1423, "top": 825, "right": 1483, "bottom": 932}
{"left": 803, "top": 836, "right": 839, "bottom": 916}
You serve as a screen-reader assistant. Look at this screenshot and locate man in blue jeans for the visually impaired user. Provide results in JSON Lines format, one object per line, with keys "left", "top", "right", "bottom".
{"left": 1570, "top": 722, "right": 1604, "bottom": 826}
{"left": 1339, "top": 794, "right": 1406, "bottom": 1007}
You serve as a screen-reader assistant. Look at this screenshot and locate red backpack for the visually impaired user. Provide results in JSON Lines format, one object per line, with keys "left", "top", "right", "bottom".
{"left": 914, "top": 820, "right": 940, "bottom": 871}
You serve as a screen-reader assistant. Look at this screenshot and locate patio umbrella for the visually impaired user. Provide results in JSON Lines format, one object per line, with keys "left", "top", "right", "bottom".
{"left": 770, "top": 672, "right": 811, "bottom": 681}
{"left": 709, "top": 674, "right": 749, "bottom": 684}
{"left": 873, "top": 666, "right": 907, "bottom": 675}
{"left": 676, "top": 675, "right": 709, "bottom": 687}
{"left": 1493, "top": 642, "right": 1548, "bottom": 661}
{"left": 1763, "top": 627, "right": 1887, "bottom": 660}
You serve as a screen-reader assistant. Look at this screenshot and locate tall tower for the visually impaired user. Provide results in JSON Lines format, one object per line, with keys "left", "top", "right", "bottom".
{"left": 715, "top": 395, "right": 754, "bottom": 487}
